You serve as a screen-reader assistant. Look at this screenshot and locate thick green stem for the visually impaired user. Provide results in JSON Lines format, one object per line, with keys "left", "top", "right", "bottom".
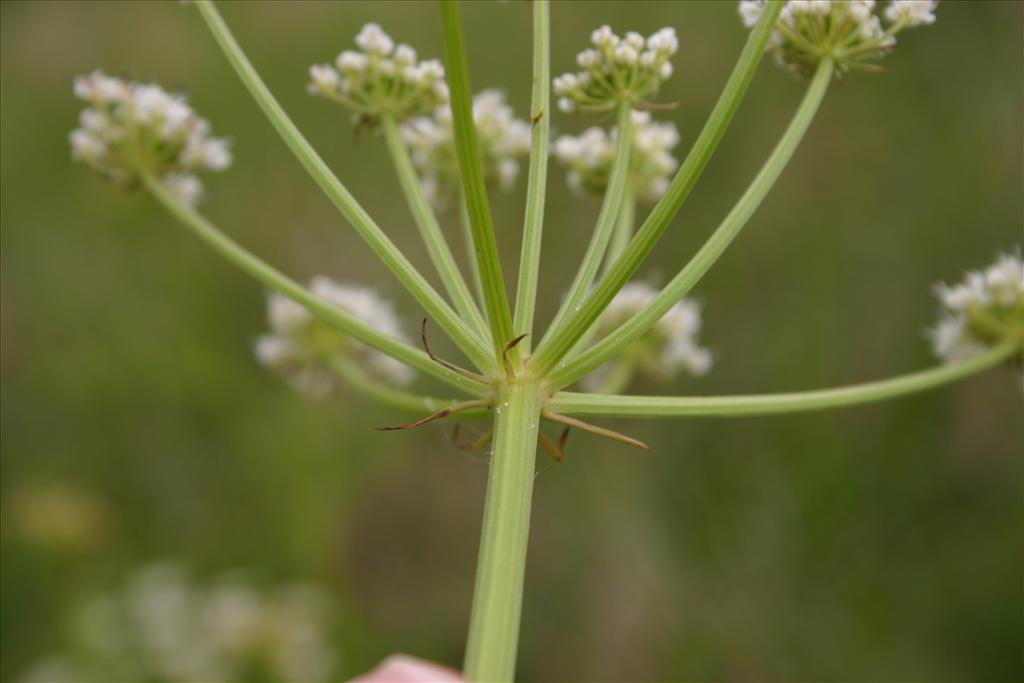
{"left": 549, "top": 342, "right": 1017, "bottom": 418}
{"left": 440, "top": 0, "right": 516, "bottom": 356}
{"left": 141, "top": 174, "right": 484, "bottom": 396}
{"left": 551, "top": 57, "right": 834, "bottom": 390}
{"left": 463, "top": 381, "right": 543, "bottom": 682}
{"left": 511, "top": 0, "right": 550, "bottom": 355}
{"left": 536, "top": 102, "right": 633, "bottom": 351}
{"left": 381, "top": 114, "right": 489, "bottom": 341}
{"left": 529, "top": 0, "right": 785, "bottom": 375}
{"left": 194, "top": 0, "right": 493, "bottom": 372}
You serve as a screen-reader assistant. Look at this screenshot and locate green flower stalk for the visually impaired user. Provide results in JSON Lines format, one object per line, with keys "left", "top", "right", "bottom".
{"left": 70, "top": 2, "right": 1022, "bottom": 681}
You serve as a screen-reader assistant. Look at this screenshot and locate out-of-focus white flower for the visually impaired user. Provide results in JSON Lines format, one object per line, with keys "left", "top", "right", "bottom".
{"left": 553, "top": 25, "right": 678, "bottom": 114}
{"left": 255, "top": 277, "right": 415, "bottom": 398}
{"left": 308, "top": 24, "right": 447, "bottom": 124}
{"left": 582, "top": 282, "right": 712, "bottom": 392}
{"left": 162, "top": 173, "right": 204, "bottom": 207}
{"left": 553, "top": 111, "right": 679, "bottom": 203}
{"left": 884, "top": 0, "right": 937, "bottom": 26}
{"left": 19, "top": 562, "right": 337, "bottom": 683}
{"left": 69, "top": 71, "right": 231, "bottom": 202}
{"left": 400, "top": 89, "right": 531, "bottom": 207}
{"left": 737, "top": 0, "right": 935, "bottom": 78}
{"left": 930, "top": 251, "right": 1024, "bottom": 364}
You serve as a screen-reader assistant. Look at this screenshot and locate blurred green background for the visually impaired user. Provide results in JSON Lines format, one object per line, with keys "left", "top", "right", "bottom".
{"left": 2, "top": 1, "right": 1022, "bottom": 681}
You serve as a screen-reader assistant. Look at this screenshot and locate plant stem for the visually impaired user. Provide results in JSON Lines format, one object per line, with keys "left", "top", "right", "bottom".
{"left": 463, "top": 380, "right": 543, "bottom": 682}
{"left": 511, "top": 0, "right": 550, "bottom": 355}
{"left": 141, "top": 174, "right": 485, "bottom": 396}
{"left": 536, "top": 102, "right": 633, "bottom": 352}
{"left": 605, "top": 185, "right": 636, "bottom": 273}
{"left": 328, "top": 357, "right": 490, "bottom": 417}
{"left": 381, "top": 114, "right": 490, "bottom": 341}
{"left": 529, "top": 0, "right": 785, "bottom": 376}
{"left": 194, "top": 0, "right": 493, "bottom": 372}
{"left": 550, "top": 57, "right": 834, "bottom": 390}
{"left": 440, "top": 0, "right": 516, "bottom": 357}
{"left": 459, "top": 191, "right": 486, "bottom": 307}
{"left": 548, "top": 341, "right": 1017, "bottom": 418}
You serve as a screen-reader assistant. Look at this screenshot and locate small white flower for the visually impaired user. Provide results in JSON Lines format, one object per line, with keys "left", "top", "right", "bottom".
{"left": 554, "top": 110, "right": 680, "bottom": 202}
{"left": 930, "top": 251, "right": 1024, "bottom": 364}
{"left": 884, "top": 0, "right": 938, "bottom": 26}
{"left": 394, "top": 44, "right": 417, "bottom": 65}
{"left": 181, "top": 136, "right": 232, "bottom": 172}
{"left": 162, "top": 173, "right": 203, "bottom": 207}
{"left": 646, "top": 27, "right": 679, "bottom": 56}
{"left": 615, "top": 45, "right": 639, "bottom": 65}
{"left": 738, "top": 0, "right": 765, "bottom": 28}
{"left": 354, "top": 22, "right": 394, "bottom": 55}
{"left": 255, "top": 278, "right": 415, "bottom": 398}
{"left": 591, "top": 25, "right": 618, "bottom": 49}
{"left": 576, "top": 48, "right": 601, "bottom": 69}
{"left": 400, "top": 89, "right": 531, "bottom": 208}
{"left": 69, "top": 128, "right": 106, "bottom": 163}
{"left": 583, "top": 282, "right": 712, "bottom": 391}
{"left": 849, "top": 0, "right": 877, "bottom": 21}
{"left": 73, "top": 70, "right": 126, "bottom": 103}
{"left": 307, "top": 64, "right": 339, "bottom": 95}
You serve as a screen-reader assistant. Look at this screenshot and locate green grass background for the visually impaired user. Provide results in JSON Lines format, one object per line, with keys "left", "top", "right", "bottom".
{"left": 1, "top": 1, "right": 1022, "bottom": 680}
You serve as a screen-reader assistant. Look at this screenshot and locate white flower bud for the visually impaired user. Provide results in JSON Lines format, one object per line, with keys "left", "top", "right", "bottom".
{"left": 162, "top": 173, "right": 203, "bottom": 207}
{"left": 354, "top": 22, "right": 394, "bottom": 55}
{"left": 884, "top": 0, "right": 938, "bottom": 26}
{"left": 336, "top": 51, "right": 368, "bottom": 73}
{"left": 307, "top": 64, "right": 339, "bottom": 95}
{"left": 394, "top": 44, "right": 417, "bottom": 65}
{"left": 614, "top": 45, "right": 639, "bottom": 65}
{"left": 738, "top": 0, "right": 765, "bottom": 28}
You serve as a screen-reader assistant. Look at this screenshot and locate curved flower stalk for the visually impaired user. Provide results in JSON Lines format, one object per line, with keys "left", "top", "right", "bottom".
{"left": 255, "top": 279, "right": 415, "bottom": 399}
{"left": 70, "top": 2, "right": 1022, "bottom": 682}
{"left": 738, "top": 0, "right": 937, "bottom": 77}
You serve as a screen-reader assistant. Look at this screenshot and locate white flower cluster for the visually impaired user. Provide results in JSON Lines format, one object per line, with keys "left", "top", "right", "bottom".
{"left": 307, "top": 23, "right": 448, "bottom": 124}
{"left": 582, "top": 282, "right": 712, "bottom": 392}
{"left": 553, "top": 111, "right": 680, "bottom": 203}
{"left": 70, "top": 71, "right": 231, "bottom": 206}
{"left": 400, "top": 90, "right": 532, "bottom": 207}
{"left": 554, "top": 26, "right": 678, "bottom": 114}
{"left": 931, "top": 252, "right": 1024, "bottom": 363}
{"left": 737, "top": 0, "right": 937, "bottom": 78}
{"left": 255, "top": 278, "right": 414, "bottom": 398}
{"left": 19, "top": 563, "right": 335, "bottom": 683}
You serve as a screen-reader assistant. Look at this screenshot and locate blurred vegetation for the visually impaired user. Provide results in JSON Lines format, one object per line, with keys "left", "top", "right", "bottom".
{"left": 1, "top": 1, "right": 1022, "bottom": 681}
